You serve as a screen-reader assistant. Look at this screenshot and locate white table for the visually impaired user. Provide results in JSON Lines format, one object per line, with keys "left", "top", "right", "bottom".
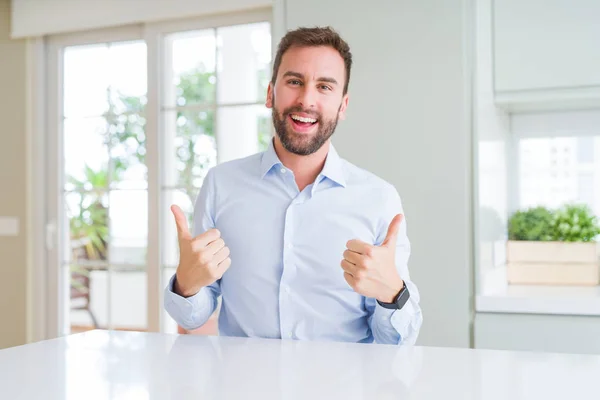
{"left": 1, "top": 330, "right": 600, "bottom": 399}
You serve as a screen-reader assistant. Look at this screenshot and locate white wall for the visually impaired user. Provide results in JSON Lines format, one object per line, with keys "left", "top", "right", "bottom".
{"left": 285, "top": 0, "right": 474, "bottom": 347}
{"left": 0, "top": 0, "right": 28, "bottom": 349}
{"left": 10, "top": 0, "right": 271, "bottom": 38}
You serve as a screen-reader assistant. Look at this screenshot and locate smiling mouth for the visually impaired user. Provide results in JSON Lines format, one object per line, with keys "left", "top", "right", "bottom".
{"left": 288, "top": 114, "right": 319, "bottom": 132}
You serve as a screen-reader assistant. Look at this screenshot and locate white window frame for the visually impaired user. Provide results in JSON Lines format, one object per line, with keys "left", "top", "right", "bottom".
{"left": 509, "top": 109, "right": 600, "bottom": 213}
{"left": 36, "top": 8, "right": 273, "bottom": 340}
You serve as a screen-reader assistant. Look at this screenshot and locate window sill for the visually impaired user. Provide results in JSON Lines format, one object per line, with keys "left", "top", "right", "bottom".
{"left": 476, "top": 266, "right": 600, "bottom": 316}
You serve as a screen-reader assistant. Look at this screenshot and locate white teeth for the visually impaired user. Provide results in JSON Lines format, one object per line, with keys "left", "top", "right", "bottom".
{"left": 291, "top": 114, "right": 317, "bottom": 123}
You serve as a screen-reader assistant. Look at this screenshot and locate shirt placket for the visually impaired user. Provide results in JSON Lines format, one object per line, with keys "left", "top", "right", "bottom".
{"left": 278, "top": 166, "right": 310, "bottom": 340}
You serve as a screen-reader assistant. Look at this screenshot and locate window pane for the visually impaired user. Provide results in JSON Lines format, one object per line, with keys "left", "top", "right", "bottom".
{"left": 217, "top": 22, "right": 272, "bottom": 104}
{"left": 68, "top": 264, "right": 105, "bottom": 333}
{"left": 165, "top": 30, "right": 216, "bottom": 108}
{"left": 107, "top": 41, "right": 147, "bottom": 105}
{"left": 162, "top": 109, "right": 217, "bottom": 188}
{"left": 519, "top": 137, "right": 598, "bottom": 215}
{"left": 578, "top": 172, "right": 594, "bottom": 206}
{"left": 107, "top": 112, "right": 147, "bottom": 190}
{"left": 520, "top": 138, "right": 578, "bottom": 209}
{"left": 577, "top": 137, "right": 595, "bottom": 164}
{"left": 217, "top": 104, "right": 272, "bottom": 163}
{"left": 63, "top": 117, "right": 109, "bottom": 191}
{"left": 65, "top": 191, "right": 109, "bottom": 265}
{"left": 109, "top": 268, "right": 147, "bottom": 331}
{"left": 108, "top": 190, "right": 148, "bottom": 266}
{"left": 68, "top": 266, "right": 148, "bottom": 332}
{"left": 64, "top": 44, "right": 109, "bottom": 118}
{"left": 62, "top": 38, "right": 149, "bottom": 337}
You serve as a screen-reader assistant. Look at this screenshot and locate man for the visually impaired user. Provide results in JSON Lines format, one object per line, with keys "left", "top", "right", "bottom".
{"left": 165, "top": 26, "right": 422, "bottom": 345}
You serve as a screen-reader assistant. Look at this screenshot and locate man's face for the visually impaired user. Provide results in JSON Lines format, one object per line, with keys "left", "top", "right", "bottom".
{"left": 266, "top": 45, "right": 349, "bottom": 156}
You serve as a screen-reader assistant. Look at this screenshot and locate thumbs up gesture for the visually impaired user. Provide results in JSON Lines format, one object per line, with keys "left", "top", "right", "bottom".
{"left": 341, "top": 214, "right": 405, "bottom": 303}
{"left": 171, "top": 205, "right": 231, "bottom": 298}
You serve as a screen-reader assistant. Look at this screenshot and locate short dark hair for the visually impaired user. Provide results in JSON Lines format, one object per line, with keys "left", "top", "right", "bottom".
{"left": 271, "top": 26, "right": 353, "bottom": 95}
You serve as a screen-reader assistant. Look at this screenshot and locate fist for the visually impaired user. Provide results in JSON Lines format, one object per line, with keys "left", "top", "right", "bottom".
{"left": 171, "top": 205, "right": 231, "bottom": 297}
{"left": 341, "top": 214, "right": 404, "bottom": 303}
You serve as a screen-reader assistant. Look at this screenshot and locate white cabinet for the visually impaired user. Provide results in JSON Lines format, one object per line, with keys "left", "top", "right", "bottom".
{"left": 493, "top": 0, "right": 600, "bottom": 111}
{"left": 475, "top": 312, "right": 600, "bottom": 354}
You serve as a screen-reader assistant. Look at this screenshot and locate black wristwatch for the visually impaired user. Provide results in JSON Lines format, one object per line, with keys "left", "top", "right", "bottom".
{"left": 377, "top": 281, "right": 410, "bottom": 310}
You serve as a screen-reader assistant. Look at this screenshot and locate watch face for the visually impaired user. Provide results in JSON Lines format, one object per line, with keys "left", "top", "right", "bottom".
{"left": 395, "top": 285, "right": 410, "bottom": 309}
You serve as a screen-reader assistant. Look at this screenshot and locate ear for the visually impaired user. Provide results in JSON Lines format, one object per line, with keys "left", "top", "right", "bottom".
{"left": 337, "top": 93, "right": 350, "bottom": 121}
{"left": 266, "top": 82, "right": 274, "bottom": 109}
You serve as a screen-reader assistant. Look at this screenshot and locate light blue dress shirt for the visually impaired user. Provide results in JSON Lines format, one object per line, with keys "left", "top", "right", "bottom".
{"left": 164, "top": 140, "right": 422, "bottom": 345}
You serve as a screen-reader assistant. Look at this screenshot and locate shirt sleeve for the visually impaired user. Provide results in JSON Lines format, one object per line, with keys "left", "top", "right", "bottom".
{"left": 367, "top": 185, "right": 423, "bottom": 345}
{"left": 163, "top": 168, "right": 221, "bottom": 331}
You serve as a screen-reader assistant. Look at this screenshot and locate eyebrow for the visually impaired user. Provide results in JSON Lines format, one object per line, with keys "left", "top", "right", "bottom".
{"left": 282, "top": 71, "right": 339, "bottom": 85}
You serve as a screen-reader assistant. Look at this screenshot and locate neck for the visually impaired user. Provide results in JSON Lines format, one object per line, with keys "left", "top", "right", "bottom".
{"left": 273, "top": 137, "right": 330, "bottom": 192}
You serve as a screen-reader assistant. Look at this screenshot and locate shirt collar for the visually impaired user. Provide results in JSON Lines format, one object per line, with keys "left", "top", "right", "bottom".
{"left": 260, "top": 139, "right": 347, "bottom": 188}
{"left": 319, "top": 143, "right": 347, "bottom": 187}
{"left": 260, "top": 139, "right": 283, "bottom": 178}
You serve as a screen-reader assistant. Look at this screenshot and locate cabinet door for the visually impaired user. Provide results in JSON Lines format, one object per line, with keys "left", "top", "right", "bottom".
{"left": 494, "top": 0, "right": 600, "bottom": 93}
{"left": 475, "top": 312, "right": 600, "bottom": 354}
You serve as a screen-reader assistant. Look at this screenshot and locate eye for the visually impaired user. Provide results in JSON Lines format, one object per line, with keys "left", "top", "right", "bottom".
{"left": 319, "top": 85, "right": 332, "bottom": 91}
{"left": 288, "top": 79, "right": 302, "bottom": 86}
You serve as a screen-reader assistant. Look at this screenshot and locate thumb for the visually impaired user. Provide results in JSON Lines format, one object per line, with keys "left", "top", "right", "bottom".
{"left": 171, "top": 205, "right": 191, "bottom": 241}
{"left": 381, "top": 214, "right": 403, "bottom": 247}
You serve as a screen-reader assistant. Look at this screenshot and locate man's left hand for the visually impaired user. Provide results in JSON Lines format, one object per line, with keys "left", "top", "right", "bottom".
{"left": 341, "top": 214, "right": 405, "bottom": 303}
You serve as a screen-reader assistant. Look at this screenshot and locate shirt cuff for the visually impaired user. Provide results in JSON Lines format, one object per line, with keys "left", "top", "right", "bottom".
{"left": 389, "top": 300, "right": 417, "bottom": 338}
{"left": 375, "top": 281, "right": 420, "bottom": 344}
{"left": 164, "top": 274, "right": 212, "bottom": 326}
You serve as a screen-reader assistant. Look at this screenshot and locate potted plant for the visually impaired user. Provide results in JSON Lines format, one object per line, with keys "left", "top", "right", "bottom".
{"left": 507, "top": 204, "right": 600, "bottom": 285}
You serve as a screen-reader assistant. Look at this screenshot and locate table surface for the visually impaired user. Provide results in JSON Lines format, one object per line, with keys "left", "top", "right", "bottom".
{"left": 1, "top": 330, "right": 600, "bottom": 400}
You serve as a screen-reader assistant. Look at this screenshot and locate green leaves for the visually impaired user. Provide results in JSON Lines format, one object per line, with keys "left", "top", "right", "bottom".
{"left": 508, "top": 206, "right": 554, "bottom": 241}
{"left": 551, "top": 204, "right": 600, "bottom": 242}
{"left": 509, "top": 204, "right": 600, "bottom": 242}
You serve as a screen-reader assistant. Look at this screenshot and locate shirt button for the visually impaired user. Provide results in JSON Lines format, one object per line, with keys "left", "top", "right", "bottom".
{"left": 280, "top": 168, "right": 286, "bottom": 173}
{"left": 284, "top": 286, "right": 291, "bottom": 294}
{"left": 288, "top": 332, "right": 293, "bottom": 339}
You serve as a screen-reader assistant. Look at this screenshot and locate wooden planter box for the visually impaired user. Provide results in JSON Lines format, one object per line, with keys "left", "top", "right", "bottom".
{"left": 507, "top": 241, "right": 600, "bottom": 286}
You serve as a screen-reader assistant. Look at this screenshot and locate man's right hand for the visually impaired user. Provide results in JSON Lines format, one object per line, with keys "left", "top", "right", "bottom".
{"left": 171, "top": 205, "right": 231, "bottom": 298}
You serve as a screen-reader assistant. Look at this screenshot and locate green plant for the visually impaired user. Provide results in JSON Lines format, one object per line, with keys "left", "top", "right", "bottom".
{"left": 549, "top": 204, "right": 600, "bottom": 242}
{"left": 508, "top": 206, "right": 553, "bottom": 241}
{"left": 68, "top": 164, "right": 110, "bottom": 261}
{"left": 508, "top": 204, "right": 600, "bottom": 242}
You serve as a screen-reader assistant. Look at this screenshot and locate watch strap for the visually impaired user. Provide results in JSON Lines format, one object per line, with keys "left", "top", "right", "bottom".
{"left": 377, "top": 282, "right": 410, "bottom": 310}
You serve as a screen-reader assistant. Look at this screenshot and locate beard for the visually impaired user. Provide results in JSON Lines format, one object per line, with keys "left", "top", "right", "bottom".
{"left": 271, "top": 97, "right": 341, "bottom": 156}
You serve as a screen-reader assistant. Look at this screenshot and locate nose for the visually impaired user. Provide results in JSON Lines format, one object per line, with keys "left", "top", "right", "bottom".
{"left": 297, "top": 85, "right": 317, "bottom": 109}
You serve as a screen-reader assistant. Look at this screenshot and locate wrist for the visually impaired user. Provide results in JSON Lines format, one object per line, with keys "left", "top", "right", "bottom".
{"left": 174, "top": 275, "right": 199, "bottom": 298}
{"left": 377, "top": 279, "right": 404, "bottom": 304}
